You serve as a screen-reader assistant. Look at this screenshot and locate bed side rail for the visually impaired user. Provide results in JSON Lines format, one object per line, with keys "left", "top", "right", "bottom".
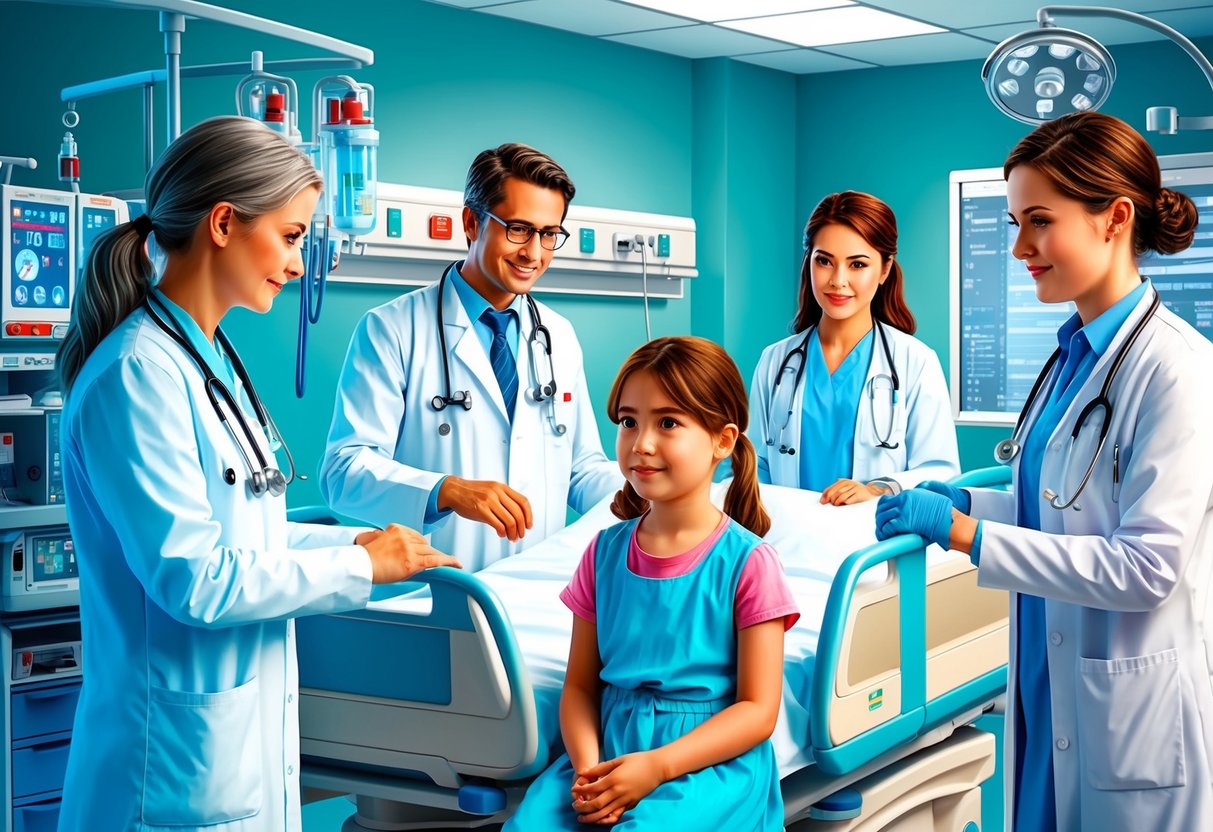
{"left": 809, "top": 535, "right": 1008, "bottom": 776}
{"left": 949, "top": 464, "right": 1012, "bottom": 490}
{"left": 295, "top": 565, "right": 543, "bottom": 787}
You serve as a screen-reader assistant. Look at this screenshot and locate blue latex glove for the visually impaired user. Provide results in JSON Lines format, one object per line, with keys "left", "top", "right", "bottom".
{"left": 918, "top": 480, "right": 971, "bottom": 514}
{"left": 875, "top": 490, "right": 954, "bottom": 549}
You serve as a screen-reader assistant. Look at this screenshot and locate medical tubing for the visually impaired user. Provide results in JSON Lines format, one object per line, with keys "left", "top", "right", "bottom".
{"left": 295, "top": 224, "right": 330, "bottom": 398}
{"left": 638, "top": 234, "right": 652, "bottom": 341}
{"left": 437, "top": 270, "right": 457, "bottom": 406}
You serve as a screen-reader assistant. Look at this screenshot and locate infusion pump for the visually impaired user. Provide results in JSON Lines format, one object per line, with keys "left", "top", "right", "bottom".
{"left": 1, "top": 184, "right": 128, "bottom": 341}
{"left": 2, "top": 525, "right": 77, "bottom": 612}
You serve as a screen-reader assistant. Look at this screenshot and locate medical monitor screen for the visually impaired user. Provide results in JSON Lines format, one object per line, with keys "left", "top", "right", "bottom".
{"left": 31, "top": 534, "right": 76, "bottom": 583}
{"left": 9, "top": 199, "right": 71, "bottom": 310}
{"left": 950, "top": 153, "right": 1213, "bottom": 424}
{"left": 79, "top": 205, "right": 117, "bottom": 273}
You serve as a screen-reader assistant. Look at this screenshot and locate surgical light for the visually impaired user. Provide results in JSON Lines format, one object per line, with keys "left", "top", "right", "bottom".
{"left": 982, "top": 5, "right": 1213, "bottom": 133}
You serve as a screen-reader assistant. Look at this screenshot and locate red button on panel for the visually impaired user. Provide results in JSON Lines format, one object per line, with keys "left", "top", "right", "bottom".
{"left": 429, "top": 214, "right": 453, "bottom": 240}
{"left": 6, "top": 323, "right": 20, "bottom": 336}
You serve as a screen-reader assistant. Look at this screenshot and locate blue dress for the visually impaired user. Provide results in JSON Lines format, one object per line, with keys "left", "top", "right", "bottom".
{"left": 504, "top": 518, "right": 784, "bottom": 830}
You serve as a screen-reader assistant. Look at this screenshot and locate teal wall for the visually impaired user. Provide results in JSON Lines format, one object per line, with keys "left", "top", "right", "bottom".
{"left": 794, "top": 35, "right": 1213, "bottom": 471}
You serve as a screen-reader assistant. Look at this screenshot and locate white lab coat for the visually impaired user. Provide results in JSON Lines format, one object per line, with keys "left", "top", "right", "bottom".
{"left": 320, "top": 268, "right": 621, "bottom": 572}
{"left": 967, "top": 292, "right": 1213, "bottom": 831}
{"left": 748, "top": 324, "right": 959, "bottom": 490}
{"left": 57, "top": 307, "right": 374, "bottom": 832}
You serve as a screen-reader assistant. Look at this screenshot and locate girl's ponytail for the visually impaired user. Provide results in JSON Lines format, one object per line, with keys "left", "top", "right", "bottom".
{"left": 610, "top": 481, "right": 649, "bottom": 521}
{"left": 723, "top": 433, "right": 770, "bottom": 537}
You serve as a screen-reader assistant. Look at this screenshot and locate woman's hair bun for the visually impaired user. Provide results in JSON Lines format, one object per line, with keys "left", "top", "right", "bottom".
{"left": 1150, "top": 186, "right": 1199, "bottom": 255}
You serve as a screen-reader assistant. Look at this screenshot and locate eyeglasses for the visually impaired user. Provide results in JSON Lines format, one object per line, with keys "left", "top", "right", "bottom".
{"left": 482, "top": 210, "right": 569, "bottom": 251}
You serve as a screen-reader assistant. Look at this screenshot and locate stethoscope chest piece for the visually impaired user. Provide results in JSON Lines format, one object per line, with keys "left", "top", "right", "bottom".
{"left": 994, "top": 438, "right": 1020, "bottom": 463}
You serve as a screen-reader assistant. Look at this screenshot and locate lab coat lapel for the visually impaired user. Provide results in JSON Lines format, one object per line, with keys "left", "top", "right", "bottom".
{"left": 444, "top": 278, "right": 510, "bottom": 425}
{"left": 516, "top": 298, "right": 535, "bottom": 407}
{"left": 1035, "top": 290, "right": 1154, "bottom": 515}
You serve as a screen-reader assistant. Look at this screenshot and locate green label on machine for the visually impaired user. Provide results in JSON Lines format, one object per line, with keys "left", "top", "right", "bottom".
{"left": 868, "top": 688, "right": 883, "bottom": 711}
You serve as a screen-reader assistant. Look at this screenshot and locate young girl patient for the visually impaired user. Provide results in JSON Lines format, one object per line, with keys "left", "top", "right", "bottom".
{"left": 505, "top": 336, "right": 798, "bottom": 830}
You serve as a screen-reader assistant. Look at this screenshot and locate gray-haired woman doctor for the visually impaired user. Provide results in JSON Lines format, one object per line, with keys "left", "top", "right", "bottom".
{"left": 55, "top": 116, "right": 460, "bottom": 832}
{"left": 876, "top": 111, "right": 1213, "bottom": 832}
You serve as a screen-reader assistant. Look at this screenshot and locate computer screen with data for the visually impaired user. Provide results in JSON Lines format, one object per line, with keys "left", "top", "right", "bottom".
{"left": 949, "top": 152, "right": 1213, "bottom": 425}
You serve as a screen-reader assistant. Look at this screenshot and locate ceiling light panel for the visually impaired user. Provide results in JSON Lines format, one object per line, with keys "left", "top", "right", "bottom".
{"left": 617, "top": 0, "right": 852, "bottom": 23}
{"left": 722, "top": 6, "right": 944, "bottom": 47}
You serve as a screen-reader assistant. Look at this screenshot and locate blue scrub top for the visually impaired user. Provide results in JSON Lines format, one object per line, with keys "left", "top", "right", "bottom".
{"left": 1012, "top": 279, "right": 1148, "bottom": 832}
{"left": 798, "top": 329, "right": 873, "bottom": 491}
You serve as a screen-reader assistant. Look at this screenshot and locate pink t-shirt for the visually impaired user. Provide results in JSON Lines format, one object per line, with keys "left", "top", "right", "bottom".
{"left": 559, "top": 514, "right": 800, "bottom": 631}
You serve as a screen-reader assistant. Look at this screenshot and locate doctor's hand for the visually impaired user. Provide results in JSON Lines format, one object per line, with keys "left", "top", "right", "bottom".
{"left": 917, "top": 480, "right": 971, "bottom": 514}
{"left": 874, "top": 490, "right": 955, "bottom": 549}
{"left": 438, "top": 476, "right": 534, "bottom": 542}
{"left": 821, "top": 478, "right": 888, "bottom": 505}
{"left": 357, "top": 524, "right": 462, "bottom": 583}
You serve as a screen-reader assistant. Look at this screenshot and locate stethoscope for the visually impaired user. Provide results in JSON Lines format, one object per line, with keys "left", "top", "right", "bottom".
{"left": 766, "top": 319, "right": 901, "bottom": 455}
{"left": 144, "top": 295, "right": 297, "bottom": 497}
{"left": 431, "top": 262, "right": 566, "bottom": 436}
{"left": 994, "top": 288, "right": 1159, "bottom": 510}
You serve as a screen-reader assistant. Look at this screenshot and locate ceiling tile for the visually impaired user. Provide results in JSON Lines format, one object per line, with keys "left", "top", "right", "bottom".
{"left": 614, "top": 0, "right": 852, "bottom": 23}
{"left": 820, "top": 31, "right": 999, "bottom": 65}
{"left": 736, "top": 48, "right": 874, "bottom": 73}
{"left": 722, "top": 6, "right": 944, "bottom": 48}
{"left": 478, "top": 0, "right": 688, "bottom": 36}
{"left": 606, "top": 24, "right": 792, "bottom": 59}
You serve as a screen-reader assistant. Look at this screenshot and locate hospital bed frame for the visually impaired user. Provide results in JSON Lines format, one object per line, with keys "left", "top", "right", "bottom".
{"left": 293, "top": 466, "right": 1011, "bottom": 830}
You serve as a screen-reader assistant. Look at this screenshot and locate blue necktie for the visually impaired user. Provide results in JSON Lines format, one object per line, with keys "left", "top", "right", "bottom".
{"left": 481, "top": 307, "right": 519, "bottom": 422}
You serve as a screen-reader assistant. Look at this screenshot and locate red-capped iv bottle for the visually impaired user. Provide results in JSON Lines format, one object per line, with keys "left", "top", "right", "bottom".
{"left": 323, "top": 93, "right": 378, "bottom": 236}
{"left": 58, "top": 132, "right": 80, "bottom": 185}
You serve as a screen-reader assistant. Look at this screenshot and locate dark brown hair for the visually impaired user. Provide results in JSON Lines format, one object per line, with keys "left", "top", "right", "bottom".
{"left": 606, "top": 336, "right": 770, "bottom": 537}
{"left": 793, "top": 191, "right": 916, "bottom": 335}
{"left": 1003, "top": 111, "right": 1198, "bottom": 256}
{"left": 463, "top": 142, "right": 575, "bottom": 221}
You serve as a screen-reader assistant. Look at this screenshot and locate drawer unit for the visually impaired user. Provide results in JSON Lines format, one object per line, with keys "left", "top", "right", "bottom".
{"left": 12, "top": 737, "right": 71, "bottom": 799}
{"left": 11, "top": 682, "right": 79, "bottom": 741}
{"left": 12, "top": 797, "right": 61, "bottom": 832}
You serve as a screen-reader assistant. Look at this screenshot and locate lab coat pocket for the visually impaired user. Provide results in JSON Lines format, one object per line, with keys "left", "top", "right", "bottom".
{"left": 1077, "top": 649, "right": 1185, "bottom": 790}
{"left": 143, "top": 676, "right": 264, "bottom": 825}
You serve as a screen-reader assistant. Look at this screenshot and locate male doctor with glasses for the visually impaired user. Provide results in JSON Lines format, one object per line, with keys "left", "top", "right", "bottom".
{"left": 322, "top": 143, "right": 620, "bottom": 571}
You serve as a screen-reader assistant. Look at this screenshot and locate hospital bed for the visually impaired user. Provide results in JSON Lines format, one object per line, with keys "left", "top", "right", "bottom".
{"left": 294, "top": 472, "right": 1010, "bottom": 830}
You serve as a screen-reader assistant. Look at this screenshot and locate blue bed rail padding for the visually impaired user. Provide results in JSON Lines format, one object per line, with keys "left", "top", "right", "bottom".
{"left": 286, "top": 505, "right": 341, "bottom": 525}
{"left": 949, "top": 465, "right": 1011, "bottom": 490}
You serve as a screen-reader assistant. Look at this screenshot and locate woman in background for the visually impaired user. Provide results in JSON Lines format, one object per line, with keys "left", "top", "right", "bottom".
{"left": 749, "top": 191, "right": 958, "bottom": 505}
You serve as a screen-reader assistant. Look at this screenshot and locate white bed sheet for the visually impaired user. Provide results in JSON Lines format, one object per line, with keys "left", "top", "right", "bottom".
{"left": 370, "top": 483, "right": 918, "bottom": 777}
